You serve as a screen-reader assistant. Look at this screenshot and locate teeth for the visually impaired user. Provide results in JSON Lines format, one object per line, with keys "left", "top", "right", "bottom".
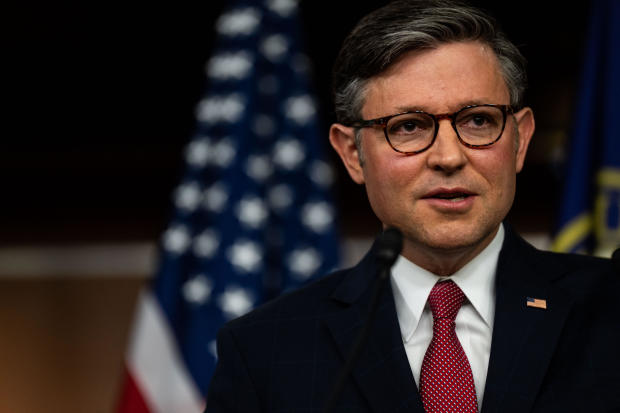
{"left": 447, "top": 196, "right": 466, "bottom": 202}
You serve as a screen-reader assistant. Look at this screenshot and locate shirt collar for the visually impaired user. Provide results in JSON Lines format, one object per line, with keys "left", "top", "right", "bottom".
{"left": 390, "top": 224, "right": 504, "bottom": 342}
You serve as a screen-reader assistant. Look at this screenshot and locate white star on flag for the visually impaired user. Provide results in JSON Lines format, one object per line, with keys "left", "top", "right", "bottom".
{"left": 210, "top": 138, "right": 237, "bottom": 168}
{"left": 216, "top": 7, "right": 261, "bottom": 36}
{"left": 203, "top": 183, "right": 229, "bottom": 213}
{"left": 288, "top": 247, "right": 322, "bottom": 279}
{"left": 185, "top": 138, "right": 211, "bottom": 167}
{"left": 268, "top": 184, "right": 294, "bottom": 212}
{"left": 273, "top": 138, "right": 305, "bottom": 170}
{"left": 260, "top": 34, "right": 289, "bottom": 62}
{"left": 266, "top": 0, "right": 298, "bottom": 17}
{"left": 193, "top": 229, "right": 220, "bottom": 258}
{"left": 174, "top": 182, "right": 203, "bottom": 212}
{"left": 183, "top": 275, "right": 214, "bottom": 305}
{"left": 245, "top": 155, "right": 274, "bottom": 182}
{"left": 196, "top": 94, "right": 246, "bottom": 124}
{"left": 227, "top": 240, "right": 263, "bottom": 273}
{"left": 301, "top": 201, "right": 334, "bottom": 233}
{"left": 207, "top": 51, "right": 254, "bottom": 80}
{"left": 309, "top": 160, "right": 334, "bottom": 187}
{"left": 217, "top": 286, "right": 255, "bottom": 319}
{"left": 285, "top": 95, "right": 316, "bottom": 125}
{"left": 236, "top": 197, "right": 269, "bottom": 228}
{"left": 162, "top": 225, "right": 191, "bottom": 254}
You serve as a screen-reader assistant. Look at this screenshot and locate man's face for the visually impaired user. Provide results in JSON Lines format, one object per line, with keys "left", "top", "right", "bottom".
{"left": 330, "top": 41, "right": 535, "bottom": 273}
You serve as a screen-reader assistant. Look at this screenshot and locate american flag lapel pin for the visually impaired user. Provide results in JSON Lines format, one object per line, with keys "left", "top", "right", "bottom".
{"left": 526, "top": 297, "right": 547, "bottom": 309}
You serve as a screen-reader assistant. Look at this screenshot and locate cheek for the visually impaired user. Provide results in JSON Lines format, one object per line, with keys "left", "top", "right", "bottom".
{"left": 470, "top": 147, "right": 517, "bottom": 204}
{"left": 363, "top": 155, "right": 422, "bottom": 212}
{"left": 363, "top": 139, "right": 418, "bottom": 184}
{"left": 470, "top": 140, "right": 517, "bottom": 178}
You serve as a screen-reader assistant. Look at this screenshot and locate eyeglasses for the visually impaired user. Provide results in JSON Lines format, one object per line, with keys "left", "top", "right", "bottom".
{"left": 348, "top": 104, "right": 513, "bottom": 155}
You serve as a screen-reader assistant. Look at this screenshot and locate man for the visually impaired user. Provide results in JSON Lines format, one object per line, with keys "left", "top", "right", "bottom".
{"left": 207, "top": 1, "right": 620, "bottom": 412}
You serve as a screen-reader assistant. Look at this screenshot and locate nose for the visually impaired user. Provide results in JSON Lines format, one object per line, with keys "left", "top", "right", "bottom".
{"left": 425, "top": 119, "right": 467, "bottom": 173}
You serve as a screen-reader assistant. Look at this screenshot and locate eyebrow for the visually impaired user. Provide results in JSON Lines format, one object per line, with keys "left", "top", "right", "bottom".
{"left": 394, "top": 100, "right": 495, "bottom": 113}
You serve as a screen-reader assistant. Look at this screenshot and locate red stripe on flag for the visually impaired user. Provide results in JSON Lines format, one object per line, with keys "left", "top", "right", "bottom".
{"left": 117, "top": 366, "right": 151, "bottom": 413}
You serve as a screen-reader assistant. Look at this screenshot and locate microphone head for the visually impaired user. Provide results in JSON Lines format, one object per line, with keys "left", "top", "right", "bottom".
{"left": 375, "top": 227, "right": 403, "bottom": 267}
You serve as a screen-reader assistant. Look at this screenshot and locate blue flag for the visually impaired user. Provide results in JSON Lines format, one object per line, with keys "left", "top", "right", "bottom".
{"left": 120, "top": 1, "right": 341, "bottom": 409}
{"left": 552, "top": 0, "right": 620, "bottom": 256}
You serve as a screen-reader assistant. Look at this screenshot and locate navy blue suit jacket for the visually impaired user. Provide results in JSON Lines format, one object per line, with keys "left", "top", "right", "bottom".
{"left": 207, "top": 226, "right": 620, "bottom": 412}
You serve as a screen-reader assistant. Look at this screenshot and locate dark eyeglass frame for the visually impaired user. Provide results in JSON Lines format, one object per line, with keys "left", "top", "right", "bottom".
{"left": 348, "top": 104, "right": 514, "bottom": 155}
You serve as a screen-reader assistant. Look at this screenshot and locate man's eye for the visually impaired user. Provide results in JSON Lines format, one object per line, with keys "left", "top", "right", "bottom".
{"left": 397, "top": 121, "right": 419, "bottom": 133}
{"left": 460, "top": 114, "right": 497, "bottom": 129}
{"left": 390, "top": 120, "right": 427, "bottom": 135}
{"left": 471, "top": 115, "right": 488, "bottom": 126}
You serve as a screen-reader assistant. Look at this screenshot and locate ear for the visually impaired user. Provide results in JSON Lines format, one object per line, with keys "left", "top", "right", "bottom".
{"left": 329, "top": 123, "right": 365, "bottom": 184}
{"left": 513, "top": 107, "right": 535, "bottom": 173}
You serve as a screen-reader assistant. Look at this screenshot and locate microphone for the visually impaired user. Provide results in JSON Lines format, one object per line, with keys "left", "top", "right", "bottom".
{"left": 324, "top": 227, "right": 403, "bottom": 413}
{"left": 375, "top": 227, "right": 404, "bottom": 279}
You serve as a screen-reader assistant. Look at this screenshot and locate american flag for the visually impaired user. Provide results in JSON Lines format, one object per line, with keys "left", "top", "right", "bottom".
{"left": 526, "top": 297, "right": 547, "bottom": 310}
{"left": 118, "top": 0, "right": 340, "bottom": 411}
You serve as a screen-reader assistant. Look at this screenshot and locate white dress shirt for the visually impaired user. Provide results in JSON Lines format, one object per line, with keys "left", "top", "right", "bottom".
{"left": 390, "top": 224, "right": 504, "bottom": 410}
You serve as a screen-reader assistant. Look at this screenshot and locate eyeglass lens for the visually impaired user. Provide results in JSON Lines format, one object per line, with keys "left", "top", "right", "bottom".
{"left": 386, "top": 106, "right": 505, "bottom": 153}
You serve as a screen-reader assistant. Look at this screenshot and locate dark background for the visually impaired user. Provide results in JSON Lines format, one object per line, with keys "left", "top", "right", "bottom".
{"left": 3, "top": 1, "right": 591, "bottom": 246}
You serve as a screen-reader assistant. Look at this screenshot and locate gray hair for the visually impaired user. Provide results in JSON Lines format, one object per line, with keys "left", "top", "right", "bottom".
{"left": 332, "top": 0, "right": 528, "bottom": 129}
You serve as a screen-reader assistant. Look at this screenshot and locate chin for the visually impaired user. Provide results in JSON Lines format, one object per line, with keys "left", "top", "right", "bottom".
{"left": 413, "top": 219, "right": 498, "bottom": 252}
{"left": 423, "top": 234, "right": 478, "bottom": 251}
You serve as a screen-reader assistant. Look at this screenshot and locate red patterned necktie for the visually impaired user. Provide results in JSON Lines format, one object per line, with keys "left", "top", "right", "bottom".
{"left": 419, "top": 280, "right": 478, "bottom": 412}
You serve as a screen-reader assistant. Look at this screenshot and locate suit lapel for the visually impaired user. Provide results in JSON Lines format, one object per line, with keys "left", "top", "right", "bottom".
{"left": 481, "top": 227, "right": 574, "bottom": 413}
{"left": 325, "top": 247, "right": 424, "bottom": 413}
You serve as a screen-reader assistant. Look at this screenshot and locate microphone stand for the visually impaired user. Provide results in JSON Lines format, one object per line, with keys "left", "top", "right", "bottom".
{"left": 323, "top": 228, "right": 402, "bottom": 413}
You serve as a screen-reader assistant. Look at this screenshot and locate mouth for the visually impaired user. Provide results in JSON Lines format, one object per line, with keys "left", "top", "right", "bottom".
{"left": 422, "top": 188, "right": 476, "bottom": 203}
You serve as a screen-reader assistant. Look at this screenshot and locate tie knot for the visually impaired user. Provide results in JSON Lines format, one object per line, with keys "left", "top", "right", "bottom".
{"left": 428, "top": 280, "right": 465, "bottom": 320}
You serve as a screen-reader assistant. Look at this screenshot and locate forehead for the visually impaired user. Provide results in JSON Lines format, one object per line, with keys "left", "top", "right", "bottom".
{"left": 362, "top": 41, "right": 510, "bottom": 116}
